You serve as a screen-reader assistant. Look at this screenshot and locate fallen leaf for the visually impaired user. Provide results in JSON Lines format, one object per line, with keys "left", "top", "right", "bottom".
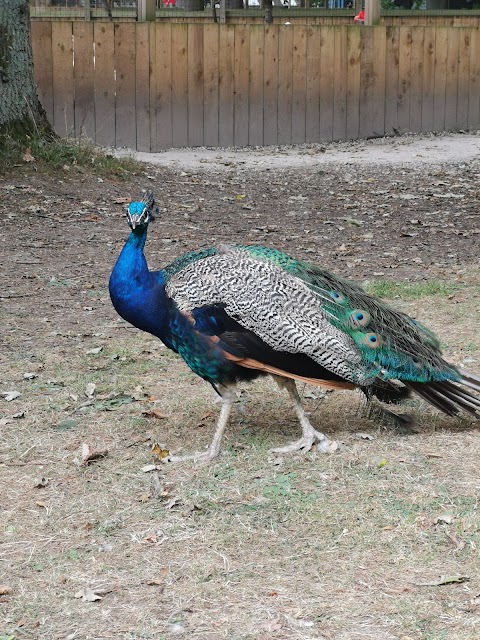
{"left": 415, "top": 575, "right": 470, "bottom": 587}
{"left": 151, "top": 443, "right": 170, "bottom": 460}
{"left": 142, "top": 409, "right": 168, "bottom": 420}
{"left": 434, "top": 514, "right": 453, "bottom": 525}
{"left": 85, "top": 382, "right": 96, "bottom": 398}
{"left": 86, "top": 347, "right": 103, "bottom": 355}
{"left": 150, "top": 471, "right": 165, "bottom": 498}
{"left": 168, "top": 623, "right": 187, "bottom": 635}
{"left": 141, "top": 463, "right": 161, "bottom": 472}
{"left": 74, "top": 587, "right": 102, "bottom": 602}
{"left": 22, "top": 147, "right": 35, "bottom": 162}
{"left": 0, "top": 586, "right": 12, "bottom": 595}
{"left": 164, "top": 497, "right": 180, "bottom": 510}
{"left": 377, "top": 458, "right": 388, "bottom": 469}
{"left": 1, "top": 391, "right": 20, "bottom": 402}
{"left": 77, "top": 443, "right": 108, "bottom": 466}
{"left": 34, "top": 477, "right": 49, "bottom": 489}
{"left": 56, "top": 419, "right": 80, "bottom": 431}
{"left": 132, "top": 385, "right": 146, "bottom": 401}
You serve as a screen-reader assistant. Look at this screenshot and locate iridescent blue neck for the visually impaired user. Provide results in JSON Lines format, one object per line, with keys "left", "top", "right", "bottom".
{"left": 109, "top": 226, "right": 167, "bottom": 334}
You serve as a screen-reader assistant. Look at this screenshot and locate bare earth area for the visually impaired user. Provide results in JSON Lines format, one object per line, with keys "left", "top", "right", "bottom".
{"left": 1, "top": 132, "right": 480, "bottom": 640}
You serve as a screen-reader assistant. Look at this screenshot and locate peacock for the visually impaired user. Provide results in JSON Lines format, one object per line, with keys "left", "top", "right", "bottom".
{"left": 109, "top": 192, "right": 480, "bottom": 462}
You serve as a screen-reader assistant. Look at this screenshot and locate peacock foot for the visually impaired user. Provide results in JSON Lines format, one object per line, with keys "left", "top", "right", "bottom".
{"left": 270, "top": 430, "right": 338, "bottom": 455}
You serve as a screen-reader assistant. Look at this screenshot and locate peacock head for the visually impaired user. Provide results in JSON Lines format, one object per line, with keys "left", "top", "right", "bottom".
{"left": 126, "top": 192, "right": 157, "bottom": 230}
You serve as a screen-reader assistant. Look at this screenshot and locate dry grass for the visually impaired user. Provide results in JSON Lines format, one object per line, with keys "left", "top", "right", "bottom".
{"left": 1, "top": 286, "right": 480, "bottom": 640}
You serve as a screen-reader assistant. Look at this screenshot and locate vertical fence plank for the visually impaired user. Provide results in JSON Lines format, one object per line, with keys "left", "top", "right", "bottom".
{"left": 51, "top": 22, "right": 74, "bottom": 137}
{"left": 249, "top": 25, "right": 265, "bottom": 146}
{"left": 468, "top": 28, "right": 480, "bottom": 130}
{"left": 292, "top": 25, "right": 307, "bottom": 144}
{"left": 277, "top": 25, "right": 293, "bottom": 144}
{"left": 73, "top": 22, "right": 94, "bottom": 141}
{"left": 149, "top": 22, "right": 157, "bottom": 152}
{"left": 372, "top": 26, "right": 386, "bottom": 137}
{"left": 264, "top": 24, "right": 279, "bottom": 146}
{"left": 135, "top": 23, "right": 151, "bottom": 152}
{"left": 305, "top": 26, "right": 321, "bottom": 143}
{"left": 319, "top": 26, "right": 334, "bottom": 142}
{"left": 445, "top": 27, "right": 459, "bottom": 130}
{"left": 94, "top": 23, "right": 115, "bottom": 148}
{"left": 409, "top": 27, "right": 424, "bottom": 133}
{"left": 156, "top": 23, "right": 173, "bottom": 149}
{"left": 346, "top": 26, "right": 361, "bottom": 140}
{"left": 397, "top": 27, "right": 412, "bottom": 134}
{"left": 188, "top": 24, "right": 204, "bottom": 147}
{"left": 171, "top": 24, "right": 188, "bottom": 147}
{"left": 234, "top": 24, "right": 249, "bottom": 146}
{"left": 457, "top": 28, "right": 470, "bottom": 129}
{"left": 203, "top": 24, "right": 219, "bottom": 147}
{"left": 333, "top": 26, "right": 347, "bottom": 140}
{"left": 359, "top": 27, "right": 374, "bottom": 139}
{"left": 219, "top": 25, "right": 235, "bottom": 147}
{"left": 384, "top": 26, "right": 399, "bottom": 135}
{"left": 31, "top": 22, "right": 53, "bottom": 127}
{"left": 115, "top": 23, "right": 136, "bottom": 149}
{"left": 421, "top": 26, "right": 435, "bottom": 132}
{"left": 433, "top": 28, "right": 448, "bottom": 132}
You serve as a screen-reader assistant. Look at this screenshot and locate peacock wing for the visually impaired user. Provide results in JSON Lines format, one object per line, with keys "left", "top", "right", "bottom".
{"left": 165, "top": 247, "right": 374, "bottom": 386}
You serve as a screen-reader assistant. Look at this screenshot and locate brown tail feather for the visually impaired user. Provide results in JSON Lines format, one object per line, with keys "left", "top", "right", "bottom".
{"left": 223, "top": 352, "right": 355, "bottom": 390}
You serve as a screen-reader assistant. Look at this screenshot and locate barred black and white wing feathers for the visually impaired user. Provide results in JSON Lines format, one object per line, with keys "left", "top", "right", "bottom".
{"left": 165, "top": 247, "right": 370, "bottom": 387}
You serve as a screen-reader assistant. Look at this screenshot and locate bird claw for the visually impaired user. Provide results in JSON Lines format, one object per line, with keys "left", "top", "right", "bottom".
{"left": 270, "top": 432, "right": 338, "bottom": 455}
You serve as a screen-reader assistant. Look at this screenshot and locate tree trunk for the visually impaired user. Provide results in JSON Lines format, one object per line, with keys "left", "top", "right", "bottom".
{"left": 0, "top": 0, "right": 52, "bottom": 138}
{"left": 264, "top": 0, "right": 273, "bottom": 22}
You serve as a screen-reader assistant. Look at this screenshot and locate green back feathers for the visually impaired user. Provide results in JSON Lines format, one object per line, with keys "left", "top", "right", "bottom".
{"left": 163, "top": 247, "right": 219, "bottom": 281}
{"left": 242, "top": 245, "right": 458, "bottom": 384}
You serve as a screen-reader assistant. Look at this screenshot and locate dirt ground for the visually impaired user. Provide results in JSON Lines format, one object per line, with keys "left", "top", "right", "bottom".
{"left": 1, "top": 132, "right": 480, "bottom": 640}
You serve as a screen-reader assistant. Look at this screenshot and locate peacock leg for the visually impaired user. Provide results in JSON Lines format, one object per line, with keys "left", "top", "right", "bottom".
{"left": 270, "top": 376, "right": 338, "bottom": 454}
{"left": 167, "top": 384, "right": 236, "bottom": 463}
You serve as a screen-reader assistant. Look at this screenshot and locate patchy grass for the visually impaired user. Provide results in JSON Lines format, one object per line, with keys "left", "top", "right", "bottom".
{"left": 0, "top": 132, "right": 141, "bottom": 176}
{"left": 364, "top": 279, "right": 463, "bottom": 300}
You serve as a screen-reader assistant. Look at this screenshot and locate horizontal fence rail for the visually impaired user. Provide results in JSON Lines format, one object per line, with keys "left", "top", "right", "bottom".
{"left": 32, "top": 21, "right": 480, "bottom": 150}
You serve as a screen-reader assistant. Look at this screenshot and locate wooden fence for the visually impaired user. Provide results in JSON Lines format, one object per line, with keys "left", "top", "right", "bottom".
{"left": 31, "top": 21, "right": 480, "bottom": 150}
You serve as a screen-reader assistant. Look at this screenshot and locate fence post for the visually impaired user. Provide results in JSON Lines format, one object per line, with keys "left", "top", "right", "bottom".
{"left": 220, "top": 0, "right": 227, "bottom": 23}
{"left": 138, "top": 0, "right": 156, "bottom": 21}
{"left": 364, "top": 0, "right": 380, "bottom": 25}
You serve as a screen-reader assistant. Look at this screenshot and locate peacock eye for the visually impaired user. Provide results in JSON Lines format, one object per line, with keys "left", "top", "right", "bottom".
{"left": 330, "top": 290, "right": 346, "bottom": 304}
{"left": 349, "top": 309, "right": 371, "bottom": 328}
{"left": 362, "top": 332, "right": 383, "bottom": 348}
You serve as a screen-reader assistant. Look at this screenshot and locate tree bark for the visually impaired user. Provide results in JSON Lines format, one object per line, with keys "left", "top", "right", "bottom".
{"left": 264, "top": 0, "right": 273, "bottom": 22}
{"left": 0, "top": 0, "right": 52, "bottom": 137}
